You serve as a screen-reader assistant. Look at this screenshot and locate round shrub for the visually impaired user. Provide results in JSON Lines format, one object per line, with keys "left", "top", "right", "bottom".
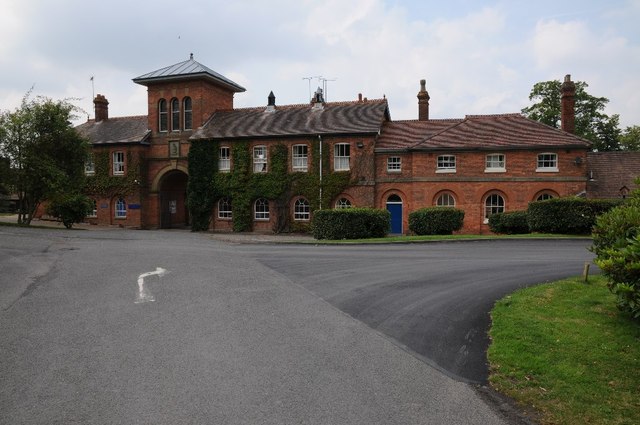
{"left": 528, "top": 197, "right": 622, "bottom": 234}
{"left": 408, "top": 207, "right": 464, "bottom": 235}
{"left": 46, "top": 193, "right": 93, "bottom": 229}
{"left": 312, "top": 208, "right": 390, "bottom": 240}
{"left": 488, "top": 211, "right": 530, "bottom": 234}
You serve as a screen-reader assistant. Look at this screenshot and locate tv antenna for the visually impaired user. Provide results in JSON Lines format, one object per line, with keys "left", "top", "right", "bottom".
{"left": 303, "top": 76, "right": 323, "bottom": 101}
{"left": 319, "top": 77, "right": 336, "bottom": 102}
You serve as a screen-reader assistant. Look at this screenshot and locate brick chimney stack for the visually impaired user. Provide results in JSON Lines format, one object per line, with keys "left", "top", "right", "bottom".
{"left": 561, "top": 74, "right": 576, "bottom": 134}
{"left": 417, "top": 79, "right": 430, "bottom": 121}
{"left": 94, "top": 94, "right": 109, "bottom": 122}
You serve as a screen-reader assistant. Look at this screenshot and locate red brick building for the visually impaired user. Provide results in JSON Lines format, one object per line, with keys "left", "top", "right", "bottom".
{"left": 76, "top": 56, "right": 603, "bottom": 234}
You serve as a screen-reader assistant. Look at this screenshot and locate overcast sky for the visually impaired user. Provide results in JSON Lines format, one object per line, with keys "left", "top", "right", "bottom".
{"left": 2, "top": 0, "right": 639, "bottom": 128}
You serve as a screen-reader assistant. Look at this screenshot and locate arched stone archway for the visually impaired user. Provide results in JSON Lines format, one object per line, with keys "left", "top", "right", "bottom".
{"left": 159, "top": 170, "right": 189, "bottom": 229}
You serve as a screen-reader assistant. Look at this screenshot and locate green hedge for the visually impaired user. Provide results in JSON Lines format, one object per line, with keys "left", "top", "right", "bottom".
{"left": 528, "top": 198, "right": 622, "bottom": 234}
{"left": 312, "top": 208, "right": 390, "bottom": 240}
{"left": 408, "top": 207, "right": 464, "bottom": 235}
{"left": 489, "top": 211, "right": 530, "bottom": 234}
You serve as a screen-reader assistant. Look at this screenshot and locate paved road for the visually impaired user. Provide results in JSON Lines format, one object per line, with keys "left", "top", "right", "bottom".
{"left": 0, "top": 226, "right": 594, "bottom": 424}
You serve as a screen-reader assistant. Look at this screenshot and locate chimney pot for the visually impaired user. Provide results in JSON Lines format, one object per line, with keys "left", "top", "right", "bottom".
{"left": 417, "top": 79, "right": 430, "bottom": 121}
{"left": 358, "top": 93, "right": 363, "bottom": 102}
{"left": 94, "top": 94, "right": 109, "bottom": 122}
{"left": 561, "top": 74, "right": 576, "bottom": 134}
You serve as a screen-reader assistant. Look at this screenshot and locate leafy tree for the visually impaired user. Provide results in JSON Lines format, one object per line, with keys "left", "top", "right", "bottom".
{"left": 0, "top": 93, "right": 89, "bottom": 224}
{"left": 46, "top": 193, "right": 93, "bottom": 229}
{"left": 620, "top": 125, "right": 640, "bottom": 151}
{"left": 522, "top": 79, "right": 621, "bottom": 151}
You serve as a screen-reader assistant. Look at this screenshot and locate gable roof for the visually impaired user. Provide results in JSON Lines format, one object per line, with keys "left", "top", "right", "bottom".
{"left": 376, "top": 113, "right": 592, "bottom": 152}
{"left": 76, "top": 116, "right": 150, "bottom": 146}
{"left": 191, "top": 99, "right": 390, "bottom": 140}
{"left": 133, "top": 56, "right": 246, "bottom": 93}
{"left": 587, "top": 151, "right": 640, "bottom": 199}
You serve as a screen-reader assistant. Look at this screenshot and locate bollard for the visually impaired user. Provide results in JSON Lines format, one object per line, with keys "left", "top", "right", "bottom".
{"left": 583, "top": 262, "right": 591, "bottom": 283}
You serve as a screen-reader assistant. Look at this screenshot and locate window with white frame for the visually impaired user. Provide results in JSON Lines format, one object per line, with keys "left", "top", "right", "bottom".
{"left": 485, "top": 154, "right": 505, "bottom": 172}
{"left": 88, "top": 199, "right": 97, "bottom": 217}
{"left": 112, "top": 152, "right": 125, "bottom": 175}
{"left": 115, "top": 198, "right": 126, "bottom": 218}
{"left": 183, "top": 97, "right": 192, "bottom": 130}
{"left": 335, "top": 198, "right": 352, "bottom": 209}
{"left": 218, "top": 198, "right": 232, "bottom": 219}
{"left": 484, "top": 193, "right": 505, "bottom": 223}
{"left": 436, "top": 192, "right": 456, "bottom": 207}
{"left": 334, "top": 143, "right": 350, "bottom": 171}
{"left": 158, "top": 99, "right": 168, "bottom": 132}
{"left": 171, "top": 98, "right": 180, "bottom": 131}
{"left": 537, "top": 153, "right": 558, "bottom": 171}
{"left": 85, "top": 156, "right": 95, "bottom": 175}
{"left": 387, "top": 156, "right": 401, "bottom": 172}
{"left": 437, "top": 155, "right": 456, "bottom": 172}
{"left": 536, "top": 193, "right": 555, "bottom": 201}
{"left": 294, "top": 198, "right": 310, "bottom": 221}
{"left": 292, "top": 145, "right": 308, "bottom": 172}
{"left": 219, "top": 147, "right": 231, "bottom": 172}
{"left": 254, "top": 198, "right": 270, "bottom": 220}
{"left": 253, "top": 146, "right": 267, "bottom": 173}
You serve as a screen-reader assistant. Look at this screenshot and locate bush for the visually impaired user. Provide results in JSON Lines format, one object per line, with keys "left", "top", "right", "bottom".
{"left": 312, "top": 208, "right": 390, "bottom": 240}
{"left": 528, "top": 197, "right": 622, "bottom": 234}
{"left": 408, "top": 207, "right": 464, "bottom": 235}
{"left": 46, "top": 193, "right": 93, "bottom": 229}
{"left": 488, "top": 211, "right": 530, "bottom": 234}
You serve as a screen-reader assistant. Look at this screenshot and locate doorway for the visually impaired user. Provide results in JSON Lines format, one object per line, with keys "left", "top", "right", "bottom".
{"left": 386, "top": 194, "right": 403, "bottom": 234}
{"left": 159, "top": 170, "right": 188, "bottom": 229}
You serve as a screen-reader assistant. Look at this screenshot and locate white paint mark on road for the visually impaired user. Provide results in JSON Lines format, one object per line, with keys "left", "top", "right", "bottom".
{"left": 135, "top": 267, "right": 167, "bottom": 304}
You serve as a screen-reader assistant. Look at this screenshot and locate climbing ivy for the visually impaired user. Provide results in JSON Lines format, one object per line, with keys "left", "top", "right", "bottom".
{"left": 84, "top": 150, "right": 144, "bottom": 198}
{"left": 187, "top": 140, "right": 218, "bottom": 231}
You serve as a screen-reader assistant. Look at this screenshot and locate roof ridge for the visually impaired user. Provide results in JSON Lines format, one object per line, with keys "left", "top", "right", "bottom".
{"left": 389, "top": 118, "right": 463, "bottom": 123}
{"left": 464, "top": 113, "right": 522, "bottom": 119}
{"left": 218, "top": 98, "right": 388, "bottom": 113}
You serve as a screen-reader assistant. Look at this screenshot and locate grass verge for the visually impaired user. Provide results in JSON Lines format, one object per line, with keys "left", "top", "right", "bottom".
{"left": 488, "top": 275, "right": 640, "bottom": 425}
{"left": 305, "top": 233, "right": 590, "bottom": 244}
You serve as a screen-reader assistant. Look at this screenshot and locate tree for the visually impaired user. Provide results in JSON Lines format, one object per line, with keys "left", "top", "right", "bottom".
{"left": 46, "top": 193, "right": 93, "bottom": 229}
{"left": 522, "top": 79, "right": 621, "bottom": 151}
{"left": 620, "top": 125, "right": 640, "bottom": 151}
{"left": 0, "top": 93, "right": 89, "bottom": 224}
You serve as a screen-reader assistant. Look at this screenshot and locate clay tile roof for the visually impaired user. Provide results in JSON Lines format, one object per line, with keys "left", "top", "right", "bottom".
{"left": 191, "top": 99, "right": 390, "bottom": 140}
{"left": 76, "top": 116, "right": 150, "bottom": 146}
{"left": 587, "top": 151, "right": 640, "bottom": 199}
{"left": 376, "top": 113, "right": 592, "bottom": 152}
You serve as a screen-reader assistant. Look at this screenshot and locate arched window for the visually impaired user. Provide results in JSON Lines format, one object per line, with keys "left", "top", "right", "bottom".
{"left": 536, "top": 193, "right": 554, "bottom": 201}
{"left": 294, "top": 198, "right": 310, "bottom": 221}
{"left": 484, "top": 193, "right": 505, "bottom": 222}
{"left": 183, "top": 97, "right": 192, "bottom": 130}
{"left": 115, "top": 198, "right": 127, "bottom": 218}
{"left": 335, "top": 198, "right": 352, "bottom": 209}
{"left": 88, "top": 199, "right": 97, "bottom": 218}
{"left": 254, "top": 198, "right": 270, "bottom": 220}
{"left": 436, "top": 192, "right": 456, "bottom": 207}
{"left": 158, "top": 99, "right": 168, "bottom": 132}
{"left": 171, "top": 98, "right": 180, "bottom": 131}
{"left": 218, "top": 198, "right": 232, "bottom": 219}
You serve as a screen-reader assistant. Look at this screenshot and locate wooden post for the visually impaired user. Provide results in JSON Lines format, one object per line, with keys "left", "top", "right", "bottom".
{"left": 583, "top": 262, "right": 591, "bottom": 283}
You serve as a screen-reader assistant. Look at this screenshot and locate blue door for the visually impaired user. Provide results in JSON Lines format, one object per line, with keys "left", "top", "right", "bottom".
{"left": 386, "top": 195, "right": 403, "bottom": 234}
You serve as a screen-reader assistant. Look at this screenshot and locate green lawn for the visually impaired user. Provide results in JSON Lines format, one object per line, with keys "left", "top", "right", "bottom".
{"left": 488, "top": 275, "right": 640, "bottom": 425}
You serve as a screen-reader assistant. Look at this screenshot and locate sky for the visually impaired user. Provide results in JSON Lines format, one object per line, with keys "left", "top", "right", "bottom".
{"left": 1, "top": 0, "right": 639, "bottom": 128}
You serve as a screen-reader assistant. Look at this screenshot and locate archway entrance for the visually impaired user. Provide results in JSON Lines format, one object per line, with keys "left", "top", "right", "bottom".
{"left": 159, "top": 170, "right": 189, "bottom": 229}
{"left": 386, "top": 194, "right": 403, "bottom": 234}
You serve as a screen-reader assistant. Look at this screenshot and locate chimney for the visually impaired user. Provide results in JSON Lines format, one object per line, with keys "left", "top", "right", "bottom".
{"left": 311, "top": 87, "right": 324, "bottom": 110}
{"left": 561, "top": 74, "right": 576, "bottom": 133}
{"left": 94, "top": 94, "right": 109, "bottom": 122}
{"left": 417, "top": 79, "right": 430, "bottom": 121}
{"left": 266, "top": 91, "right": 276, "bottom": 112}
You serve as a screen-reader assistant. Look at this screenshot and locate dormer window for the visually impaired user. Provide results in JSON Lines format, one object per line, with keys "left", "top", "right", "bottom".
{"left": 183, "top": 97, "right": 192, "bottom": 130}
{"left": 158, "top": 99, "right": 168, "bottom": 132}
{"left": 171, "top": 98, "right": 180, "bottom": 131}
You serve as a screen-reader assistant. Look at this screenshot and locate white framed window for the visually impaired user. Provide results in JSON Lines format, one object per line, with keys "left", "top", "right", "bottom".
{"left": 485, "top": 154, "right": 506, "bottom": 172}
{"left": 484, "top": 193, "right": 505, "bottom": 223}
{"left": 436, "top": 155, "right": 456, "bottom": 173}
{"left": 115, "top": 198, "right": 126, "bottom": 218}
{"left": 294, "top": 198, "right": 310, "bottom": 221}
{"left": 183, "top": 97, "right": 192, "bottom": 130}
{"left": 112, "top": 151, "right": 125, "bottom": 175}
{"left": 219, "top": 147, "right": 231, "bottom": 172}
{"left": 88, "top": 199, "right": 97, "bottom": 218}
{"left": 436, "top": 193, "right": 456, "bottom": 207}
{"left": 334, "top": 143, "right": 350, "bottom": 171}
{"left": 171, "top": 98, "right": 180, "bottom": 131}
{"left": 253, "top": 146, "right": 267, "bottom": 173}
{"left": 335, "top": 198, "right": 352, "bottom": 209}
{"left": 218, "top": 198, "right": 232, "bottom": 219}
{"left": 85, "top": 156, "right": 95, "bottom": 175}
{"left": 292, "top": 145, "right": 308, "bottom": 172}
{"left": 254, "top": 198, "right": 270, "bottom": 220}
{"left": 537, "top": 153, "right": 558, "bottom": 172}
{"left": 536, "top": 193, "right": 555, "bottom": 202}
{"left": 387, "top": 156, "right": 401, "bottom": 172}
{"left": 158, "top": 99, "right": 168, "bottom": 132}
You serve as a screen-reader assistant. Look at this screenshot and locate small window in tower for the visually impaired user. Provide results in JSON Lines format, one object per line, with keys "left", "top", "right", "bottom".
{"left": 158, "top": 99, "right": 168, "bottom": 132}
{"left": 183, "top": 97, "right": 192, "bottom": 130}
{"left": 171, "top": 98, "right": 180, "bottom": 131}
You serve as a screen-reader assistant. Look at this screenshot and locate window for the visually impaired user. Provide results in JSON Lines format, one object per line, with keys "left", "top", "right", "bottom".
{"left": 292, "top": 145, "right": 308, "bottom": 172}
{"left": 219, "top": 147, "right": 231, "bottom": 172}
{"left": 85, "top": 156, "right": 95, "bottom": 175}
{"left": 334, "top": 143, "right": 350, "bottom": 171}
{"left": 254, "top": 198, "right": 269, "bottom": 220}
{"left": 536, "top": 193, "right": 555, "bottom": 201}
{"left": 171, "top": 98, "right": 180, "bottom": 131}
{"left": 158, "top": 99, "right": 168, "bottom": 132}
{"left": 218, "top": 198, "right": 232, "bottom": 219}
{"left": 253, "top": 146, "right": 267, "bottom": 173}
{"left": 294, "top": 198, "right": 310, "bottom": 221}
{"left": 485, "top": 154, "right": 505, "bottom": 172}
{"left": 115, "top": 198, "right": 126, "bottom": 218}
{"left": 437, "top": 155, "right": 456, "bottom": 172}
{"left": 537, "top": 153, "right": 558, "bottom": 171}
{"left": 484, "top": 194, "right": 505, "bottom": 223}
{"left": 113, "top": 151, "right": 124, "bottom": 175}
{"left": 88, "top": 199, "right": 97, "bottom": 218}
{"left": 335, "top": 198, "right": 352, "bottom": 209}
{"left": 436, "top": 193, "right": 456, "bottom": 207}
{"left": 183, "top": 97, "right": 192, "bottom": 130}
{"left": 387, "top": 156, "right": 401, "bottom": 172}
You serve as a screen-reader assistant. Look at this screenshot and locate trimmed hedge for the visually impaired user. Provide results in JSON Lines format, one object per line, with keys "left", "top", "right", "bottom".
{"left": 312, "top": 208, "right": 390, "bottom": 240}
{"left": 489, "top": 211, "right": 530, "bottom": 234}
{"left": 528, "top": 198, "right": 622, "bottom": 234}
{"left": 408, "top": 207, "right": 464, "bottom": 235}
